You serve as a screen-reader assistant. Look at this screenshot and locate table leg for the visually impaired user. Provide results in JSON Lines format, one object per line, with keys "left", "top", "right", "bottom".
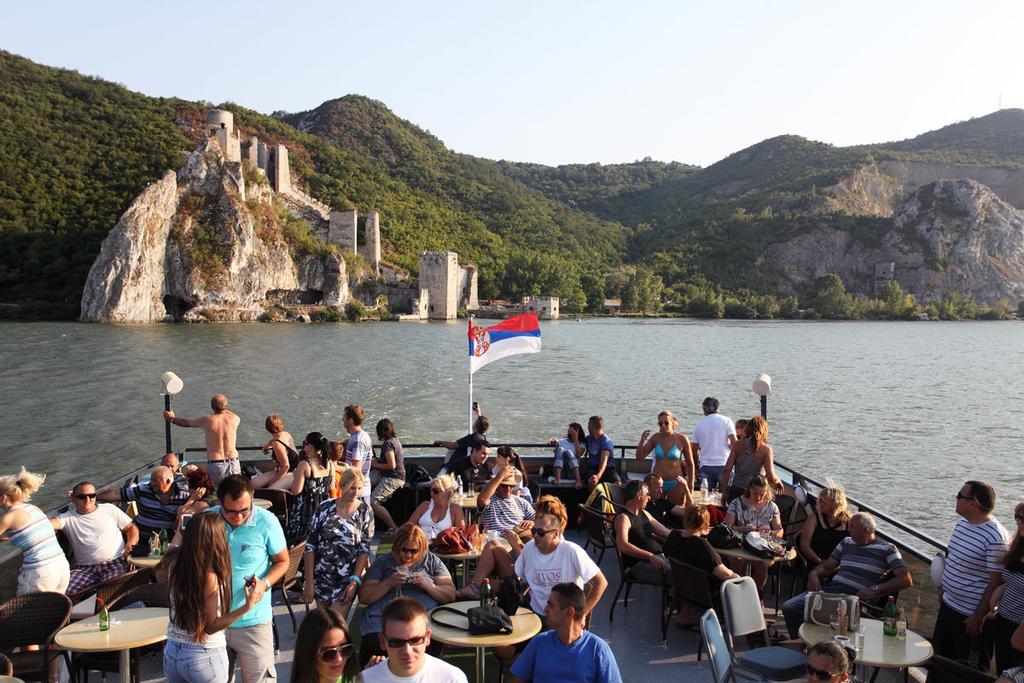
{"left": 476, "top": 646, "right": 485, "bottom": 683}
{"left": 461, "top": 559, "right": 469, "bottom": 588}
{"left": 119, "top": 649, "right": 131, "bottom": 683}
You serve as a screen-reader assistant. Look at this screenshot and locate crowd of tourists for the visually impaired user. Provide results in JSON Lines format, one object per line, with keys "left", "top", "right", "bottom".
{"left": 0, "top": 392, "right": 1022, "bottom": 683}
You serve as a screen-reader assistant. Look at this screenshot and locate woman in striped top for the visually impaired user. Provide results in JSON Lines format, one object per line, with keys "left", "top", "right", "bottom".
{"left": 989, "top": 501, "right": 1024, "bottom": 673}
{"left": 0, "top": 468, "right": 70, "bottom": 595}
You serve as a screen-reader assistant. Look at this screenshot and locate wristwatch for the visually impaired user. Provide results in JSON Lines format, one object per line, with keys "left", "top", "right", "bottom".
{"left": 263, "top": 578, "right": 272, "bottom": 592}
{"left": 869, "top": 584, "right": 879, "bottom": 595}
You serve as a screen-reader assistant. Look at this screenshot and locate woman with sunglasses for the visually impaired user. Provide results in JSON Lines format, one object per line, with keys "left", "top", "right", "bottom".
{"left": 406, "top": 474, "right": 465, "bottom": 540}
{"left": 357, "top": 524, "right": 455, "bottom": 666}
{"left": 164, "top": 512, "right": 259, "bottom": 683}
{"left": 289, "top": 607, "right": 363, "bottom": 683}
{"left": 805, "top": 640, "right": 850, "bottom": 683}
{"left": 304, "top": 467, "right": 374, "bottom": 614}
{"left": 636, "top": 410, "right": 696, "bottom": 506}
{"left": 286, "top": 432, "right": 336, "bottom": 544}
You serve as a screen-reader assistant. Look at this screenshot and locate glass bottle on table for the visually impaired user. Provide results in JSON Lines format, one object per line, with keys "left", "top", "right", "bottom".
{"left": 896, "top": 607, "right": 907, "bottom": 640}
{"left": 98, "top": 598, "right": 110, "bottom": 632}
{"left": 882, "top": 596, "right": 898, "bottom": 636}
{"left": 480, "top": 578, "right": 491, "bottom": 608}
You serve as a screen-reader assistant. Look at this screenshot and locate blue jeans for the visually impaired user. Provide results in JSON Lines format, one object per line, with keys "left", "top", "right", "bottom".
{"left": 553, "top": 446, "right": 580, "bottom": 471}
{"left": 700, "top": 465, "right": 725, "bottom": 490}
{"left": 782, "top": 584, "right": 860, "bottom": 639}
{"left": 163, "top": 639, "right": 230, "bottom": 683}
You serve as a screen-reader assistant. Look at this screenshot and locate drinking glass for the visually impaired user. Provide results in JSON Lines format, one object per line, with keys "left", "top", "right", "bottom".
{"left": 829, "top": 615, "right": 841, "bottom": 635}
{"left": 853, "top": 629, "right": 865, "bottom": 652}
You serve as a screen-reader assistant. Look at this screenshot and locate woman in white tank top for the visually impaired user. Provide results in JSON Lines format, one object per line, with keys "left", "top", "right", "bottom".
{"left": 406, "top": 474, "right": 465, "bottom": 539}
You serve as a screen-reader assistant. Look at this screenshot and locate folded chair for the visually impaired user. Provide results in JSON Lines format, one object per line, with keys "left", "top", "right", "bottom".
{"left": 720, "top": 577, "right": 806, "bottom": 681}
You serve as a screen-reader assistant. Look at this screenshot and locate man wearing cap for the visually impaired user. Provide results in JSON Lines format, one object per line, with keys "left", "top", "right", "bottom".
{"left": 164, "top": 393, "right": 240, "bottom": 485}
{"left": 691, "top": 397, "right": 736, "bottom": 491}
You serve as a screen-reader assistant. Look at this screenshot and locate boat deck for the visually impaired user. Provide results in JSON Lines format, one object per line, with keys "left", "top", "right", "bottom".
{"left": 74, "top": 529, "right": 921, "bottom": 683}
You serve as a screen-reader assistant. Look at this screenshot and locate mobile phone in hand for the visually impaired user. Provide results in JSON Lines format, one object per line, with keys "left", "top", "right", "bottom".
{"left": 180, "top": 514, "right": 193, "bottom": 531}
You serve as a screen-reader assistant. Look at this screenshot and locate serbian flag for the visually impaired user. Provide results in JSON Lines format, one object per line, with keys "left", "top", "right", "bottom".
{"left": 468, "top": 313, "right": 541, "bottom": 374}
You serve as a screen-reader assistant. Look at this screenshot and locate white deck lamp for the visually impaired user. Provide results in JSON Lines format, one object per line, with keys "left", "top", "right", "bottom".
{"left": 752, "top": 373, "right": 772, "bottom": 419}
{"left": 161, "top": 372, "right": 184, "bottom": 453}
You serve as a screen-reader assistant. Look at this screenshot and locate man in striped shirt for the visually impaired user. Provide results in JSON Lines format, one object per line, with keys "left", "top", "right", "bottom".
{"left": 99, "top": 466, "right": 190, "bottom": 546}
{"left": 934, "top": 481, "right": 1010, "bottom": 669}
{"left": 783, "top": 512, "right": 912, "bottom": 638}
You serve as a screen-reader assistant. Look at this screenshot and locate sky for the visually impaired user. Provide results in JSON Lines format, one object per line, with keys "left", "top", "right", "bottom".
{"left": 2, "top": 1, "right": 1022, "bottom": 167}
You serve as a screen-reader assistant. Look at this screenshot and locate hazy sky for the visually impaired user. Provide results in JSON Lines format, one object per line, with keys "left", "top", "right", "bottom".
{"left": 2, "top": 1, "right": 1021, "bottom": 167}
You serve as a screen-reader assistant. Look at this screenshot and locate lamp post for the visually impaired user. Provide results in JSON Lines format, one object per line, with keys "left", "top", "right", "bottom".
{"left": 752, "top": 373, "right": 772, "bottom": 419}
{"left": 161, "top": 371, "right": 184, "bottom": 453}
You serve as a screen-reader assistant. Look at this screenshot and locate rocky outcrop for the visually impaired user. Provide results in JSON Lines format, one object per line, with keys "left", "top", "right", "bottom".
{"left": 81, "top": 139, "right": 348, "bottom": 322}
{"left": 762, "top": 179, "right": 1024, "bottom": 304}
{"left": 825, "top": 160, "right": 1024, "bottom": 217}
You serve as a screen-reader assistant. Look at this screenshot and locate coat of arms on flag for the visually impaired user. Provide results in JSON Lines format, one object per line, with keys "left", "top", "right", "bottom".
{"left": 468, "top": 313, "right": 541, "bottom": 374}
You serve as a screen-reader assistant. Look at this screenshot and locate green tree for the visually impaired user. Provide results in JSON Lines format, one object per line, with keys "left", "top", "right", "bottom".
{"left": 580, "top": 271, "right": 606, "bottom": 313}
{"left": 621, "top": 267, "right": 663, "bottom": 314}
{"left": 809, "top": 274, "right": 855, "bottom": 319}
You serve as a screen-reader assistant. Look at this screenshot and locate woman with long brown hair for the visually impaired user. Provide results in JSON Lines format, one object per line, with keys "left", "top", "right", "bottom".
{"left": 289, "top": 607, "right": 362, "bottom": 683}
{"left": 721, "top": 415, "right": 783, "bottom": 504}
{"left": 164, "top": 512, "right": 258, "bottom": 683}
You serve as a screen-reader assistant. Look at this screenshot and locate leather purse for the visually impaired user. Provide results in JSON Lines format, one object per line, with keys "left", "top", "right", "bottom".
{"left": 431, "top": 605, "right": 514, "bottom": 635}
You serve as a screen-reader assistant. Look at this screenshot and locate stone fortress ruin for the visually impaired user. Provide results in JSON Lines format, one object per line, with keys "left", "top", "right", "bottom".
{"left": 204, "top": 109, "right": 478, "bottom": 320}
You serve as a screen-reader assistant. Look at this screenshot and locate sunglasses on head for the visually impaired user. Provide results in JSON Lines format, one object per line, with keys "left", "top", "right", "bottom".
{"left": 532, "top": 528, "right": 558, "bottom": 538}
{"left": 807, "top": 664, "right": 839, "bottom": 680}
{"left": 385, "top": 634, "right": 427, "bottom": 649}
{"left": 75, "top": 493, "right": 97, "bottom": 500}
{"left": 319, "top": 644, "right": 354, "bottom": 663}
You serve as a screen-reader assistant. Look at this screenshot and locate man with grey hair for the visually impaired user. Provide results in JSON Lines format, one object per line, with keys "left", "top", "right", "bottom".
{"left": 164, "top": 393, "right": 240, "bottom": 484}
{"left": 782, "top": 511, "right": 913, "bottom": 638}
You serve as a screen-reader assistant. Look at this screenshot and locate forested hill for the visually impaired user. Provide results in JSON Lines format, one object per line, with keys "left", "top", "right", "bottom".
{"left": 3, "top": 47, "right": 1024, "bottom": 320}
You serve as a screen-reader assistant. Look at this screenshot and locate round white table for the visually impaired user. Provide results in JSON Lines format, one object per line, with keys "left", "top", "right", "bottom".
{"left": 55, "top": 607, "right": 169, "bottom": 683}
{"left": 799, "top": 617, "right": 933, "bottom": 670}
{"left": 129, "top": 554, "right": 162, "bottom": 568}
{"left": 429, "top": 600, "right": 542, "bottom": 682}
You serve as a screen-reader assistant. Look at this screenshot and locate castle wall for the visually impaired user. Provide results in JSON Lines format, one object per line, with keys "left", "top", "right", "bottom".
{"left": 272, "top": 144, "right": 291, "bottom": 194}
{"left": 457, "top": 265, "right": 479, "bottom": 310}
{"left": 419, "top": 251, "right": 459, "bottom": 320}
{"left": 242, "top": 137, "right": 259, "bottom": 167}
{"left": 359, "top": 210, "right": 381, "bottom": 274}
{"left": 522, "top": 296, "right": 559, "bottom": 320}
{"left": 329, "top": 209, "right": 358, "bottom": 253}
{"left": 257, "top": 142, "right": 269, "bottom": 172}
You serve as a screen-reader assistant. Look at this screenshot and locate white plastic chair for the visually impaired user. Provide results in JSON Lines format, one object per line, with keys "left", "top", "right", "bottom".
{"left": 720, "top": 577, "right": 806, "bottom": 681}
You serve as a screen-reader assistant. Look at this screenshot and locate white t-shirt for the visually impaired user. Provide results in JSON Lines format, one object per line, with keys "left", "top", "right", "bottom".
{"left": 692, "top": 413, "right": 736, "bottom": 468}
{"left": 346, "top": 429, "right": 374, "bottom": 498}
{"left": 360, "top": 654, "right": 468, "bottom": 683}
{"left": 514, "top": 539, "right": 601, "bottom": 614}
{"left": 57, "top": 504, "right": 133, "bottom": 565}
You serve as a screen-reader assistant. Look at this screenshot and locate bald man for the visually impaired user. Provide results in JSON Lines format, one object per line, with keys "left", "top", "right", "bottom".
{"left": 165, "top": 394, "right": 241, "bottom": 484}
{"left": 98, "top": 465, "right": 190, "bottom": 545}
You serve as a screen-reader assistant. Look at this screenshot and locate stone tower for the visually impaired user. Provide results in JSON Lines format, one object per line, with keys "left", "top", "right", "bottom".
{"left": 205, "top": 109, "right": 240, "bottom": 162}
{"left": 272, "top": 144, "right": 291, "bottom": 194}
{"left": 359, "top": 211, "right": 381, "bottom": 274}
{"left": 419, "top": 252, "right": 459, "bottom": 320}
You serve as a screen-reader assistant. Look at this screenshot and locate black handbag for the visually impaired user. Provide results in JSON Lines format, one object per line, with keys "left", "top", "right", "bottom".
{"left": 431, "top": 605, "right": 514, "bottom": 635}
{"left": 495, "top": 576, "right": 526, "bottom": 616}
{"left": 707, "top": 523, "right": 743, "bottom": 549}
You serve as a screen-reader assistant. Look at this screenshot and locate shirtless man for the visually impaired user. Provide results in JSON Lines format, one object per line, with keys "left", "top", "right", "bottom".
{"left": 164, "top": 394, "right": 240, "bottom": 485}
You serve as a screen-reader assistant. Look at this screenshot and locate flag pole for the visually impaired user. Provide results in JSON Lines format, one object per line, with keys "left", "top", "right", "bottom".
{"left": 468, "top": 316, "right": 474, "bottom": 432}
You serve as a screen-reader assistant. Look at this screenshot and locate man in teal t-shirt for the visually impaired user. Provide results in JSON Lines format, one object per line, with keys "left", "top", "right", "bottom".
{"left": 509, "top": 582, "right": 622, "bottom": 683}
{"left": 209, "top": 475, "right": 288, "bottom": 683}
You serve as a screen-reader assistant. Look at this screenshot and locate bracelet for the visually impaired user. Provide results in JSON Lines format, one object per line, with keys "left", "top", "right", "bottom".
{"left": 348, "top": 575, "right": 363, "bottom": 586}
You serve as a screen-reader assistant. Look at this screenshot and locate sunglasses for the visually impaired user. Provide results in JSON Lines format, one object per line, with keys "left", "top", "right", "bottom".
{"left": 75, "top": 493, "right": 97, "bottom": 500}
{"left": 807, "top": 664, "right": 839, "bottom": 681}
{"left": 498, "top": 483, "right": 515, "bottom": 490}
{"left": 1015, "top": 515, "right": 1024, "bottom": 523}
{"left": 222, "top": 506, "right": 251, "bottom": 517}
{"left": 319, "top": 644, "right": 354, "bottom": 663}
{"left": 397, "top": 547, "right": 419, "bottom": 555}
{"left": 385, "top": 634, "right": 427, "bottom": 649}
{"left": 955, "top": 492, "right": 977, "bottom": 503}
{"left": 532, "top": 528, "right": 558, "bottom": 538}
{"left": 429, "top": 488, "right": 445, "bottom": 495}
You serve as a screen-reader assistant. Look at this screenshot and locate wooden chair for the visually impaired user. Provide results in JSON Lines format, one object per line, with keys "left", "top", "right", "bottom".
{"left": 669, "top": 558, "right": 721, "bottom": 659}
{"left": 276, "top": 537, "right": 310, "bottom": 633}
{"left": 254, "top": 487, "right": 289, "bottom": 529}
{"left": 578, "top": 504, "right": 615, "bottom": 564}
{"left": 0, "top": 591, "right": 73, "bottom": 683}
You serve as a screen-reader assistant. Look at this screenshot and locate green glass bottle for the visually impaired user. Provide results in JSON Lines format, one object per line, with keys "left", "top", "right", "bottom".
{"left": 98, "top": 598, "right": 110, "bottom": 632}
{"left": 882, "top": 596, "right": 898, "bottom": 636}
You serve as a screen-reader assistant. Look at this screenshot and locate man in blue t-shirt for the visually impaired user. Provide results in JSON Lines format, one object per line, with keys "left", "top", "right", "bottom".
{"left": 582, "top": 415, "right": 620, "bottom": 488}
{"left": 209, "top": 475, "right": 289, "bottom": 683}
{"left": 509, "top": 582, "right": 622, "bottom": 683}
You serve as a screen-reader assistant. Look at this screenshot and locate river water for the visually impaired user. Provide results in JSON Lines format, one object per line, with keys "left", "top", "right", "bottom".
{"left": 2, "top": 318, "right": 1022, "bottom": 541}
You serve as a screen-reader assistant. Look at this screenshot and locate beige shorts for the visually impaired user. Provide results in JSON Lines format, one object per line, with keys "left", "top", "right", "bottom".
{"left": 371, "top": 476, "right": 405, "bottom": 504}
{"left": 18, "top": 558, "right": 70, "bottom": 595}
{"left": 226, "top": 621, "right": 276, "bottom": 682}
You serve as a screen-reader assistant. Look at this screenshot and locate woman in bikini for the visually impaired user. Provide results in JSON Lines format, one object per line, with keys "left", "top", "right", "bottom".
{"left": 636, "top": 410, "right": 695, "bottom": 506}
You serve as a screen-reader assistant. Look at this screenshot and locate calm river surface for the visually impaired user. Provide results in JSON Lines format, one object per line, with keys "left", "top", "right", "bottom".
{"left": 2, "top": 318, "right": 1022, "bottom": 541}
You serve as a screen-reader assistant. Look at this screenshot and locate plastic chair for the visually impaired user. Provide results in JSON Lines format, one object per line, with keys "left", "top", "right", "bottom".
{"left": 578, "top": 504, "right": 615, "bottom": 564}
{"left": 276, "top": 537, "right": 310, "bottom": 633}
{"left": 0, "top": 591, "right": 73, "bottom": 683}
{"left": 701, "top": 609, "right": 766, "bottom": 683}
{"left": 670, "top": 558, "right": 721, "bottom": 660}
{"left": 720, "top": 577, "right": 806, "bottom": 680}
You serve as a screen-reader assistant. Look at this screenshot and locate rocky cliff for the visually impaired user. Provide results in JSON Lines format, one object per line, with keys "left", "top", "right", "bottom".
{"left": 81, "top": 139, "right": 348, "bottom": 322}
{"left": 762, "top": 179, "right": 1024, "bottom": 304}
